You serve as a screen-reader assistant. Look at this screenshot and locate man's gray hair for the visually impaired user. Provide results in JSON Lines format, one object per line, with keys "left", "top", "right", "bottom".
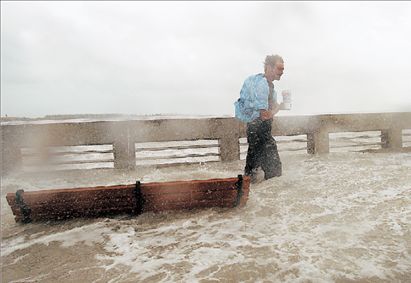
{"left": 264, "top": 54, "right": 284, "bottom": 68}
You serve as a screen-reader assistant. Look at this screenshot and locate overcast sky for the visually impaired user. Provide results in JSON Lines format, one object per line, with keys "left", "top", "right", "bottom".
{"left": 1, "top": 1, "right": 411, "bottom": 118}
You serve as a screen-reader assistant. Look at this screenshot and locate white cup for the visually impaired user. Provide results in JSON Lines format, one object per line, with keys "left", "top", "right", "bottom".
{"left": 281, "top": 90, "right": 292, "bottom": 110}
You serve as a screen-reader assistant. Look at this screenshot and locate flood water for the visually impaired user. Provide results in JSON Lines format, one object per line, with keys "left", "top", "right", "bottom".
{"left": 1, "top": 150, "right": 410, "bottom": 282}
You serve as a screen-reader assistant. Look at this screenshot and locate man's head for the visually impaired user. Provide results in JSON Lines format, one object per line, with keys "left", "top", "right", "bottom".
{"left": 264, "top": 54, "right": 284, "bottom": 82}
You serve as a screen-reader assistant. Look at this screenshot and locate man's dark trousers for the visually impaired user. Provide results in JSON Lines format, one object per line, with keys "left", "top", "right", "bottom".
{"left": 244, "top": 118, "right": 282, "bottom": 179}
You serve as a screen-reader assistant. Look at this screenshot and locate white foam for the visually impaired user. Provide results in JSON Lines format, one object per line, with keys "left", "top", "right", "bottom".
{"left": 1, "top": 223, "right": 110, "bottom": 257}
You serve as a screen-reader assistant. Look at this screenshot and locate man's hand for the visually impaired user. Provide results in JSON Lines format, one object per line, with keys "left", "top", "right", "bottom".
{"left": 260, "top": 109, "right": 273, "bottom": 121}
{"left": 260, "top": 102, "right": 284, "bottom": 120}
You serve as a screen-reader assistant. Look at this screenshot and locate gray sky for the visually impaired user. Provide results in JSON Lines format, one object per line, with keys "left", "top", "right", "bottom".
{"left": 1, "top": 1, "right": 411, "bottom": 118}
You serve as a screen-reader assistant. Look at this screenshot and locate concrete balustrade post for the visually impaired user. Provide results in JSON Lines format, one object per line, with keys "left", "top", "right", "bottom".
{"left": 307, "top": 130, "right": 329, "bottom": 154}
{"left": 112, "top": 125, "right": 136, "bottom": 169}
{"left": 113, "top": 139, "right": 136, "bottom": 169}
{"left": 218, "top": 119, "right": 240, "bottom": 162}
{"left": 381, "top": 128, "right": 402, "bottom": 149}
{"left": 219, "top": 136, "right": 240, "bottom": 161}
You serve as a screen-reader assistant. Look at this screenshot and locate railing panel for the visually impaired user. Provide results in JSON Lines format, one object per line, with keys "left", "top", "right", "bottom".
{"left": 135, "top": 139, "right": 220, "bottom": 167}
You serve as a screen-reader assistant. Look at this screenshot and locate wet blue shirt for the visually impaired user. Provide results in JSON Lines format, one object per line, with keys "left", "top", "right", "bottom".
{"left": 234, "top": 73, "right": 277, "bottom": 123}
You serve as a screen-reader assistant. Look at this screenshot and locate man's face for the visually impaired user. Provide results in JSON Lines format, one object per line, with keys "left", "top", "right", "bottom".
{"left": 266, "top": 61, "right": 284, "bottom": 82}
{"left": 272, "top": 62, "right": 284, "bottom": 81}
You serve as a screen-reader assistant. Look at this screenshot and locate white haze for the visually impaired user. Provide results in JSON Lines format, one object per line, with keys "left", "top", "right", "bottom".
{"left": 1, "top": 1, "right": 411, "bottom": 118}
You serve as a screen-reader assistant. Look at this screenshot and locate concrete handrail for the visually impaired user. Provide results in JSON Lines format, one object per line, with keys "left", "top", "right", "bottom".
{"left": 1, "top": 112, "right": 410, "bottom": 174}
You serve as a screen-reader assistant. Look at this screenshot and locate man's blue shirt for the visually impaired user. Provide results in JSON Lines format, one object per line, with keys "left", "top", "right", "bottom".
{"left": 234, "top": 73, "right": 277, "bottom": 123}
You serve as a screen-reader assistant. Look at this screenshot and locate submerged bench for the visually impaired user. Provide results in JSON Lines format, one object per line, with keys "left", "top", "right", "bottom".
{"left": 6, "top": 175, "right": 250, "bottom": 223}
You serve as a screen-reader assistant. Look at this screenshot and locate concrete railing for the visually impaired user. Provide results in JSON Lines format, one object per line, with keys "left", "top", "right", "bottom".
{"left": 1, "top": 112, "right": 410, "bottom": 175}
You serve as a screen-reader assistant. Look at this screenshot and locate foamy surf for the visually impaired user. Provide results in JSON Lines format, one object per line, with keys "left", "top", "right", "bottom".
{"left": 1, "top": 152, "right": 410, "bottom": 282}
